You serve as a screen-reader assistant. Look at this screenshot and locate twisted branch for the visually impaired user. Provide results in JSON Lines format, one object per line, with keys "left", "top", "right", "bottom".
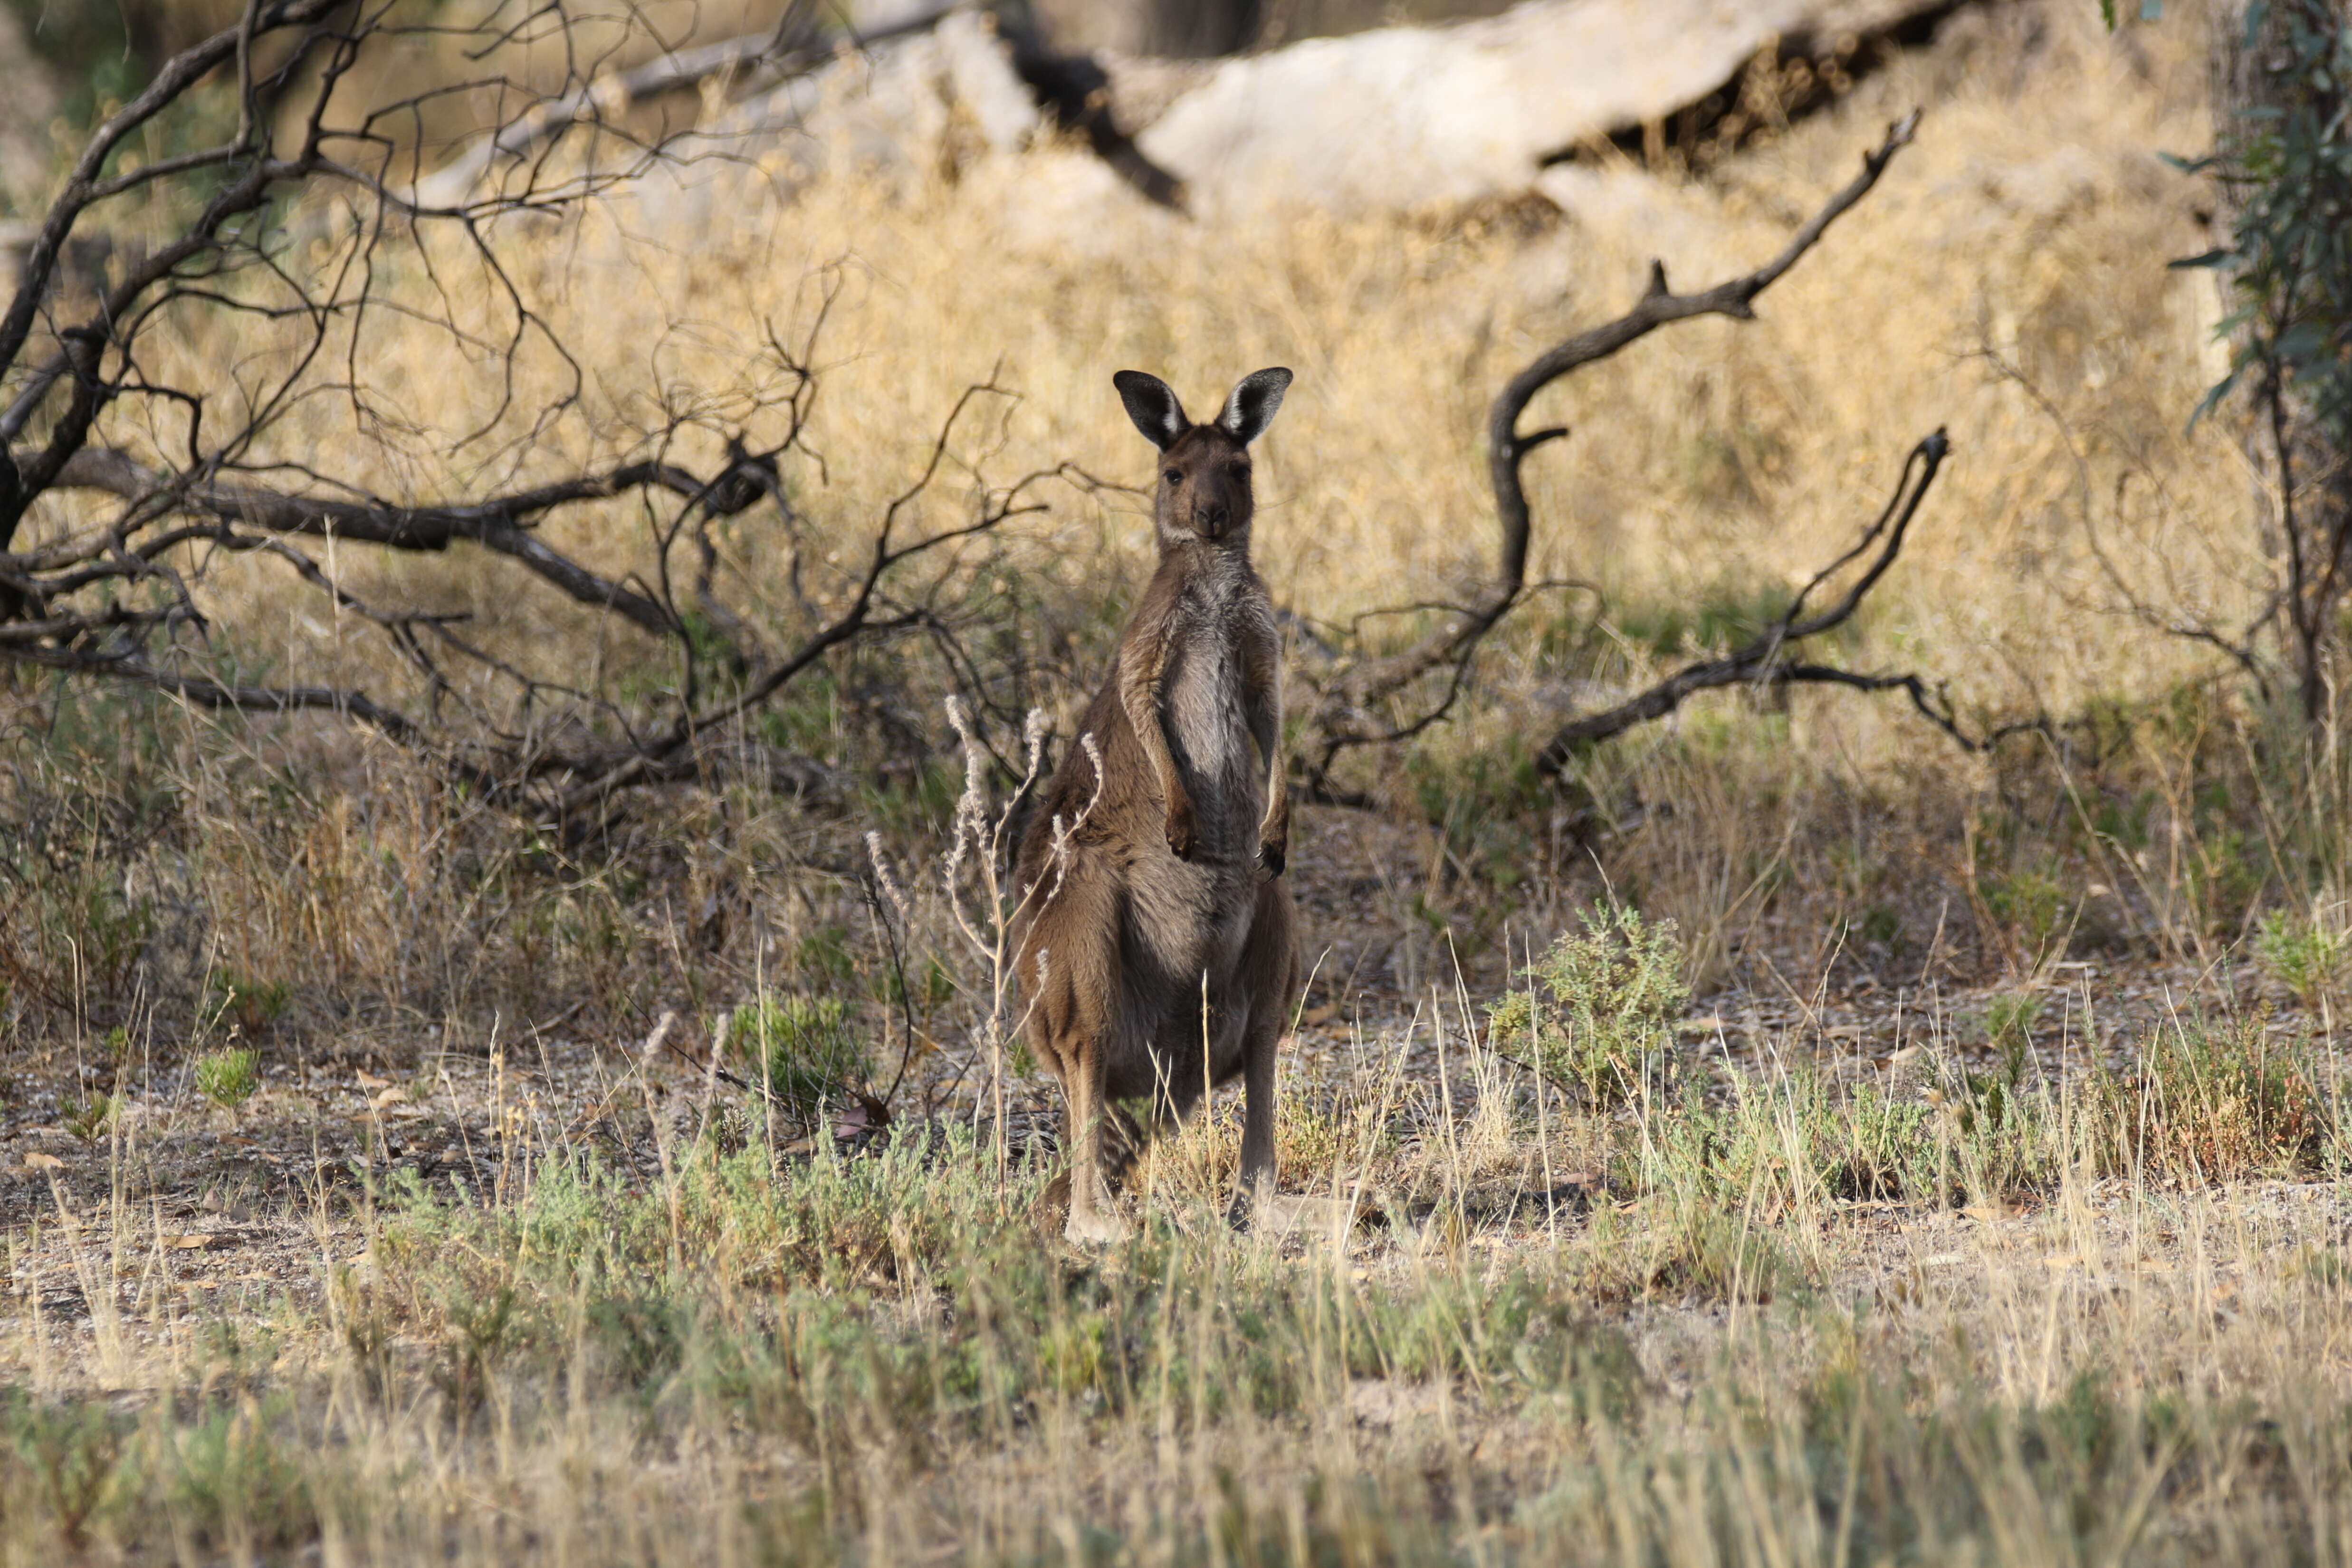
{"left": 0, "top": 4, "right": 1061, "bottom": 832}
{"left": 1533, "top": 430, "right": 2043, "bottom": 763}
{"left": 1306, "top": 111, "right": 1925, "bottom": 783}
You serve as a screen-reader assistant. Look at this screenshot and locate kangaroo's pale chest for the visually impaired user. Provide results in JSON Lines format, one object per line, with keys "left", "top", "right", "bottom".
{"left": 1158, "top": 576, "right": 1264, "bottom": 856}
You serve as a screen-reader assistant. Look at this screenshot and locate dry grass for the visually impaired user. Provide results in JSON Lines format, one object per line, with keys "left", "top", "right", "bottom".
{"left": 14, "top": 3, "right": 2262, "bottom": 968}
{"left": 10, "top": 0, "right": 2352, "bottom": 1560}
{"left": 0, "top": 969, "right": 2347, "bottom": 1565}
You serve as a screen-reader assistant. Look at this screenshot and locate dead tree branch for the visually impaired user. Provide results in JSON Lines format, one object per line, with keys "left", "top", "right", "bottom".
{"left": 1305, "top": 111, "right": 1927, "bottom": 786}
{"left": 0, "top": 3, "right": 1057, "bottom": 833}
{"left": 1533, "top": 429, "right": 2044, "bottom": 763}
{"left": 403, "top": 1, "right": 965, "bottom": 210}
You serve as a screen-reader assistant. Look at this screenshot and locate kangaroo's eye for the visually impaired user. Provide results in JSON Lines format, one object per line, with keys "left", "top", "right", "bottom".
{"left": 1228, "top": 462, "right": 1250, "bottom": 481}
{"left": 1163, "top": 469, "right": 1183, "bottom": 486}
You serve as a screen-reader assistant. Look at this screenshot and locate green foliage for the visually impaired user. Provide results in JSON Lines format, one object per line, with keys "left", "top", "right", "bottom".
{"left": 2255, "top": 906, "right": 2350, "bottom": 1009}
{"left": 2183, "top": 5, "right": 2352, "bottom": 433}
{"left": 1982, "top": 990, "right": 2044, "bottom": 1056}
{"left": 193, "top": 1046, "right": 259, "bottom": 1110}
{"left": 792, "top": 925, "right": 856, "bottom": 987}
{"left": 727, "top": 994, "right": 872, "bottom": 1128}
{"left": 14, "top": 873, "right": 159, "bottom": 1010}
{"left": 1983, "top": 862, "right": 2070, "bottom": 956}
{"left": 2183, "top": 825, "right": 2266, "bottom": 936}
{"left": 0, "top": 0, "right": 150, "bottom": 125}
{"left": 1613, "top": 583, "right": 1797, "bottom": 662}
{"left": 880, "top": 953, "right": 955, "bottom": 1011}
{"left": 1634, "top": 1072, "right": 1950, "bottom": 1218}
{"left": 163, "top": 1400, "right": 316, "bottom": 1554}
{"left": 0, "top": 1395, "right": 135, "bottom": 1551}
{"left": 0, "top": 1388, "right": 314, "bottom": 1557}
{"left": 59, "top": 1092, "right": 115, "bottom": 1143}
{"left": 2172, "top": 2, "right": 2352, "bottom": 715}
{"left": 1487, "top": 904, "right": 1690, "bottom": 1107}
{"left": 1957, "top": 1006, "right": 2035, "bottom": 1143}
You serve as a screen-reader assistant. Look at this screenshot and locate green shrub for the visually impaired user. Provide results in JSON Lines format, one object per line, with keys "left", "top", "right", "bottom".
{"left": 2086, "top": 1015, "right": 2333, "bottom": 1181}
{"left": 2255, "top": 908, "right": 2349, "bottom": 1011}
{"left": 59, "top": 1093, "right": 115, "bottom": 1143}
{"left": 1982, "top": 990, "right": 2044, "bottom": 1054}
{"left": 0, "top": 1395, "right": 136, "bottom": 1551}
{"left": 727, "top": 994, "right": 872, "bottom": 1129}
{"left": 1488, "top": 904, "right": 1689, "bottom": 1107}
{"left": 1984, "top": 864, "right": 2069, "bottom": 956}
{"left": 194, "top": 1048, "right": 259, "bottom": 1110}
{"left": 206, "top": 974, "right": 289, "bottom": 1034}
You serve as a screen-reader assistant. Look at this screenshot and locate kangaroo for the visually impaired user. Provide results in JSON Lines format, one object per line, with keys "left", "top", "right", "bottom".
{"left": 1014, "top": 366, "right": 1302, "bottom": 1244}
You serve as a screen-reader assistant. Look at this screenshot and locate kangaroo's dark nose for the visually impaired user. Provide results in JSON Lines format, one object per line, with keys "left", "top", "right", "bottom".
{"left": 1195, "top": 504, "right": 1230, "bottom": 537}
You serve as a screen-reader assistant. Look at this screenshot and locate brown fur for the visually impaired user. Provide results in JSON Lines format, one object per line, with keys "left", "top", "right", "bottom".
{"left": 1013, "top": 368, "right": 1302, "bottom": 1243}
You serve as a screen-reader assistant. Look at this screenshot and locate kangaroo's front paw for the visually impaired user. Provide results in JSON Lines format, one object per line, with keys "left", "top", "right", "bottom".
{"left": 1257, "top": 834, "right": 1287, "bottom": 877}
{"left": 1165, "top": 797, "right": 1196, "bottom": 859}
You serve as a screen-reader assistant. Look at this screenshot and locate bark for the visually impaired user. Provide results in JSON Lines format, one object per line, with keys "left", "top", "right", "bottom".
{"left": 2209, "top": 0, "right": 2352, "bottom": 723}
{"left": 1027, "top": 0, "right": 1262, "bottom": 57}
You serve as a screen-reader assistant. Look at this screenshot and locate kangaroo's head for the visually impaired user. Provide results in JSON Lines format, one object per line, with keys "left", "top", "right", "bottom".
{"left": 1113, "top": 367, "right": 1292, "bottom": 551}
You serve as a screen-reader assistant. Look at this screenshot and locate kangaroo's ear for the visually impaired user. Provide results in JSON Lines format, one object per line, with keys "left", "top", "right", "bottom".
{"left": 1217, "top": 367, "right": 1292, "bottom": 445}
{"left": 1114, "top": 371, "right": 1189, "bottom": 450}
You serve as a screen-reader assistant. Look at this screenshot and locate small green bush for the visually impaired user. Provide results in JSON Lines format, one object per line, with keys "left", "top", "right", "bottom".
{"left": 2255, "top": 908, "right": 2349, "bottom": 1011}
{"left": 58, "top": 1093, "right": 115, "bottom": 1143}
{"left": 1984, "top": 864, "right": 2068, "bottom": 957}
{"left": 1982, "top": 991, "right": 2043, "bottom": 1054}
{"left": 1488, "top": 904, "right": 1689, "bottom": 1107}
{"left": 194, "top": 1047, "right": 260, "bottom": 1110}
{"left": 727, "top": 994, "right": 872, "bottom": 1128}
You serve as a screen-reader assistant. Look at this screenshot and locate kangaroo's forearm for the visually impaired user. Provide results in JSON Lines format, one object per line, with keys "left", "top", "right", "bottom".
{"left": 1245, "top": 638, "right": 1290, "bottom": 871}
{"left": 1118, "top": 640, "right": 1185, "bottom": 807}
{"left": 1244, "top": 627, "right": 1288, "bottom": 829}
{"left": 1251, "top": 701, "right": 1286, "bottom": 814}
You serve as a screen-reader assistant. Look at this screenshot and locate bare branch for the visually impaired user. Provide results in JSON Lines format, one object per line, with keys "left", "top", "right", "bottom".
{"left": 1535, "top": 431, "right": 2011, "bottom": 762}
{"left": 0, "top": 2, "right": 1074, "bottom": 837}
{"left": 29, "top": 446, "right": 788, "bottom": 638}
{"left": 0, "top": 0, "right": 344, "bottom": 382}
{"left": 402, "top": 2, "right": 961, "bottom": 210}
{"left": 1305, "top": 112, "right": 1923, "bottom": 774}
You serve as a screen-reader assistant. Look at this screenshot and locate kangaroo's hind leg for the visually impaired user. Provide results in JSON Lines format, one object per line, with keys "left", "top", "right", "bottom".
{"left": 1020, "top": 872, "right": 1134, "bottom": 1245}
{"left": 1232, "top": 881, "right": 1301, "bottom": 1224}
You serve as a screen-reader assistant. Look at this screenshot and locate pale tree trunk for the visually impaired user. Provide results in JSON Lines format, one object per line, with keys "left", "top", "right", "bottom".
{"left": 1027, "top": 0, "right": 1262, "bottom": 56}
{"left": 2209, "top": 0, "right": 2352, "bottom": 724}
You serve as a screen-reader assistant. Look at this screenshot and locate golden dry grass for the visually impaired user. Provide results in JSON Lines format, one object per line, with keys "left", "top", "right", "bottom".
{"left": 0, "top": 989, "right": 2346, "bottom": 1566}
{"left": 21, "top": 0, "right": 2239, "bottom": 735}
{"left": 8, "top": 6, "right": 2352, "bottom": 1560}
{"left": 1, "top": 0, "right": 2309, "bottom": 1047}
